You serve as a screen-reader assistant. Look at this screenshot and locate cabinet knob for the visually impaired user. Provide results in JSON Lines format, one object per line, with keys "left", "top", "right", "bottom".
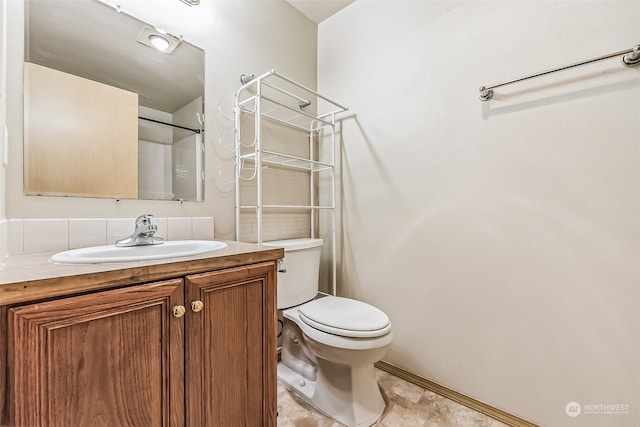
{"left": 191, "top": 300, "right": 204, "bottom": 313}
{"left": 172, "top": 305, "right": 186, "bottom": 318}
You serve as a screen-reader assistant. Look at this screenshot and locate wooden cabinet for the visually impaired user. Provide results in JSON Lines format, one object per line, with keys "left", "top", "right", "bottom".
{"left": 8, "top": 279, "right": 184, "bottom": 426}
{"left": 3, "top": 262, "right": 277, "bottom": 426}
{"left": 186, "top": 263, "right": 277, "bottom": 426}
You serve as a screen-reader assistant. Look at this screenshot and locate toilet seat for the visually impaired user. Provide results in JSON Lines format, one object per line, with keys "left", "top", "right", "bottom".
{"left": 298, "top": 296, "right": 391, "bottom": 338}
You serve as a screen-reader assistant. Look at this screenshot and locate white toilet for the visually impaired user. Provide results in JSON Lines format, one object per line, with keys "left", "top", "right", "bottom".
{"left": 263, "top": 238, "right": 393, "bottom": 427}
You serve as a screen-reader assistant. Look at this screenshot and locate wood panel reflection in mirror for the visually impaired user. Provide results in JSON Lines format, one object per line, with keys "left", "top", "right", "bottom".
{"left": 24, "top": 62, "right": 139, "bottom": 198}
{"left": 24, "top": 0, "right": 205, "bottom": 201}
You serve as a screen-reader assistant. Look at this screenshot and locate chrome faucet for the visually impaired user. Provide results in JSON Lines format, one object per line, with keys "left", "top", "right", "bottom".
{"left": 115, "top": 214, "right": 164, "bottom": 247}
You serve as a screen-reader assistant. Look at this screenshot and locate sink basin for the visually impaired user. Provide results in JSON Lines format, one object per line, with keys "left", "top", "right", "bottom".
{"left": 50, "top": 240, "right": 229, "bottom": 264}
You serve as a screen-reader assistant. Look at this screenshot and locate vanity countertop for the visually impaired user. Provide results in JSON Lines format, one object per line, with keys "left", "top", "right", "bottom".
{"left": 0, "top": 240, "right": 284, "bottom": 305}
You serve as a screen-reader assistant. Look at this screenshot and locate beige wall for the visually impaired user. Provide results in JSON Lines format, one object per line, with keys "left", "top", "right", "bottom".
{"left": 319, "top": 1, "right": 639, "bottom": 426}
{"left": 0, "top": 0, "right": 5, "bottom": 212}
{"left": 1, "top": 0, "right": 7, "bottom": 262}
{"left": 5, "top": 0, "right": 317, "bottom": 241}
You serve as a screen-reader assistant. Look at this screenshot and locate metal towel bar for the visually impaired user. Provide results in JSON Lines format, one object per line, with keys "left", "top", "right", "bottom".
{"left": 479, "top": 44, "right": 640, "bottom": 101}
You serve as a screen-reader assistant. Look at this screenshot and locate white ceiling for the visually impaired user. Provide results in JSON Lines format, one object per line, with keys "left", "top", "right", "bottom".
{"left": 286, "top": 0, "right": 355, "bottom": 24}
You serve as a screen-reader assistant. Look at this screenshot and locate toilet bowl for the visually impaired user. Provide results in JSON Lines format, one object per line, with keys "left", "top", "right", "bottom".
{"left": 263, "top": 238, "right": 393, "bottom": 427}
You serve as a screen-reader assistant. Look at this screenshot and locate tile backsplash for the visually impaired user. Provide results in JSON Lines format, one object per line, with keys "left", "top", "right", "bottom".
{"left": 6, "top": 217, "right": 215, "bottom": 255}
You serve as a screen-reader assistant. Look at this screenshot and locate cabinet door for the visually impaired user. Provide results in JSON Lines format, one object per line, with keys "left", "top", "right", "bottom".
{"left": 8, "top": 279, "right": 185, "bottom": 427}
{"left": 185, "top": 262, "right": 277, "bottom": 427}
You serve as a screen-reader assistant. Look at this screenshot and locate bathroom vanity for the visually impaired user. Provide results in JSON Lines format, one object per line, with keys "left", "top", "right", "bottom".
{"left": 0, "top": 241, "right": 283, "bottom": 426}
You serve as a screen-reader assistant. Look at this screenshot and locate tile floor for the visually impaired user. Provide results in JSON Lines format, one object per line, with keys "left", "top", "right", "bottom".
{"left": 277, "top": 368, "right": 511, "bottom": 427}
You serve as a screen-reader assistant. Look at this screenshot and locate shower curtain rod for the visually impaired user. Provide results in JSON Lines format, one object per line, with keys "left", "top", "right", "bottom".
{"left": 138, "top": 116, "right": 202, "bottom": 134}
{"left": 479, "top": 43, "right": 640, "bottom": 101}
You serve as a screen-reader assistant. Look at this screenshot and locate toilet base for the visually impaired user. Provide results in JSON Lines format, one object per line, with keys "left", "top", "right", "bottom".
{"left": 278, "top": 362, "right": 317, "bottom": 399}
{"left": 278, "top": 361, "right": 386, "bottom": 427}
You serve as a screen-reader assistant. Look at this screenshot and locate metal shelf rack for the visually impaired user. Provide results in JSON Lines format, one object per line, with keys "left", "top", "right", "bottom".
{"left": 234, "top": 70, "right": 348, "bottom": 294}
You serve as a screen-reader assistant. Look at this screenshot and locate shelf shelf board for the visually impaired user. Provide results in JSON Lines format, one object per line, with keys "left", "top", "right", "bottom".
{"left": 238, "top": 94, "right": 335, "bottom": 134}
{"left": 240, "top": 150, "right": 334, "bottom": 172}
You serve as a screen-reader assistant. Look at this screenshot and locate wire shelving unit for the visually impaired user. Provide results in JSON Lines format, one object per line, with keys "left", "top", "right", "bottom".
{"left": 234, "top": 70, "right": 348, "bottom": 295}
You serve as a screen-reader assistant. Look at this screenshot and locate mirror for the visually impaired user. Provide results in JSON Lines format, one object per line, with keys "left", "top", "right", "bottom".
{"left": 24, "top": 0, "right": 205, "bottom": 201}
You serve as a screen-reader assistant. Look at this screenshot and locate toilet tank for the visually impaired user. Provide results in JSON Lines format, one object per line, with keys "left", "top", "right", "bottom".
{"left": 262, "top": 238, "right": 323, "bottom": 309}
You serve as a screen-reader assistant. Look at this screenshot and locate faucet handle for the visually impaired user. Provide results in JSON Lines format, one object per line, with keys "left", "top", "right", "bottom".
{"left": 135, "top": 214, "right": 154, "bottom": 226}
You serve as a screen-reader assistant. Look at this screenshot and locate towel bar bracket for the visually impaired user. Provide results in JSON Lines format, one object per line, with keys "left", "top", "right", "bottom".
{"left": 622, "top": 45, "right": 640, "bottom": 67}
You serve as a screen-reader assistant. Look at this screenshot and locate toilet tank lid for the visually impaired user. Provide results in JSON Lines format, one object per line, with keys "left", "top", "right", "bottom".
{"left": 262, "top": 238, "right": 323, "bottom": 251}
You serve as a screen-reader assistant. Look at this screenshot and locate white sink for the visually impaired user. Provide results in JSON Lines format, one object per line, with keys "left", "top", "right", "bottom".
{"left": 50, "top": 240, "right": 229, "bottom": 264}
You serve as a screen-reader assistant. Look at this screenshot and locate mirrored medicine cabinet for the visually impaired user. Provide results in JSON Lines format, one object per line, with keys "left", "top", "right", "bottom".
{"left": 24, "top": 0, "right": 205, "bottom": 201}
